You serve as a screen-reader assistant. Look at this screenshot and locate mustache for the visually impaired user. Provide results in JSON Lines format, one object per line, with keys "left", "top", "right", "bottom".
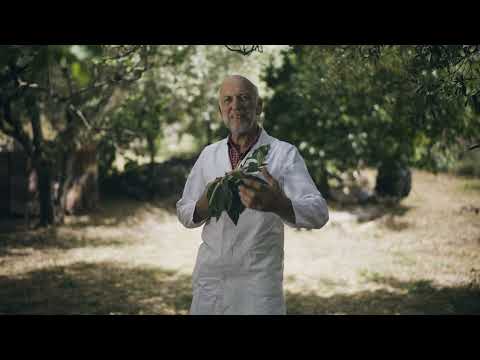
{"left": 231, "top": 111, "right": 247, "bottom": 117}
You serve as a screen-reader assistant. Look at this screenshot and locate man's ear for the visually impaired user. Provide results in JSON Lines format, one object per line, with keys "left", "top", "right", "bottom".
{"left": 256, "top": 97, "right": 263, "bottom": 116}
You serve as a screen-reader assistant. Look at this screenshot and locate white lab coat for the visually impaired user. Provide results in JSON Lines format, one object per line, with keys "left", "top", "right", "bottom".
{"left": 176, "top": 128, "right": 329, "bottom": 315}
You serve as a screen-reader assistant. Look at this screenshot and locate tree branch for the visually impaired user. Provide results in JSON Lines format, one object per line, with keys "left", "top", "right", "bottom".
{"left": 69, "top": 104, "right": 91, "bottom": 130}
{"left": 2, "top": 98, "right": 33, "bottom": 155}
{"left": 0, "top": 116, "right": 17, "bottom": 139}
{"left": 28, "top": 101, "right": 43, "bottom": 156}
{"left": 225, "top": 45, "right": 263, "bottom": 56}
{"left": 98, "top": 45, "right": 143, "bottom": 62}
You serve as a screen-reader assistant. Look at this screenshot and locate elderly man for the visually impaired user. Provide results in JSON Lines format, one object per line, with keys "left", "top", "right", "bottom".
{"left": 176, "top": 75, "right": 329, "bottom": 315}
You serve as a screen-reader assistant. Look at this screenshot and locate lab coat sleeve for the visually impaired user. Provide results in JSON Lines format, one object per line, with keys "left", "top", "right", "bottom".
{"left": 176, "top": 149, "right": 208, "bottom": 229}
{"left": 281, "top": 146, "right": 329, "bottom": 229}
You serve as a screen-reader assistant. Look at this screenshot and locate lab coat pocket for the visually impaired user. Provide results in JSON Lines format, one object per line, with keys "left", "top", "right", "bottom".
{"left": 247, "top": 241, "right": 283, "bottom": 273}
{"left": 254, "top": 293, "right": 286, "bottom": 315}
{"left": 190, "top": 278, "right": 222, "bottom": 315}
{"left": 246, "top": 265, "right": 285, "bottom": 315}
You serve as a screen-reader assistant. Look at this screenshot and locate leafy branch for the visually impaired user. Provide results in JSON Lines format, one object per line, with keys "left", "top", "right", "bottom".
{"left": 206, "top": 144, "right": 270, "bottom": 225}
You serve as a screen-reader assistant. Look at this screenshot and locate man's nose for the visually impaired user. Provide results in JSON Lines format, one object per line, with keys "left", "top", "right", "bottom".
{"left": 232, "top": 96, "right": 242, "bottom": 110}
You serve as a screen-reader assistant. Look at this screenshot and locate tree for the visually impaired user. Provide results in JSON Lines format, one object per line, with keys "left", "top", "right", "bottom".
{"left": 0, "top": 45, "right": 150, "bottom": 226}
{"left": 113, "top": 45, "right": 273, "bottom": 154}
{"left": 262, "top": 45, "right": 479, "bottom": 199}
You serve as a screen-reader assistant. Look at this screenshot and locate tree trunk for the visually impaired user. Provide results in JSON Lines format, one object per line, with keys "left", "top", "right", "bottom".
{"left": 318, "top": 163, "right": 331, "bottom": 199}
{"left": 35, "top": 157, "right": 55, "bottom": 227}
{"left": 375, "top": 160, "right": 412, "bottom": 199}
{"left": 26, "top": 95, "right": 57, "bottom": 227}
{"left": 147, "top": 136, "right": 156, "bottom": 198}
{"left": 206, "top": 120, "right": 212, "bottom": 145}
{"left": 61, "top": 145, "right": 99, "bottom": 215}
{"left": 55, "top": 150, "right": 75, "bottom": 224}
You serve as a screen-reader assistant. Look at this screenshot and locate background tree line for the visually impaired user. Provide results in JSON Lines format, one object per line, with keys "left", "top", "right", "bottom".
{"left": 1, "top": 45, "right": 479, "bottom": 227}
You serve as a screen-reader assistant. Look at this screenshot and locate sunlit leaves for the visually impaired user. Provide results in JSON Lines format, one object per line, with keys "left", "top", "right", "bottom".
{"left": 70, "top": 62, "right": 90, "bottom": 87}
{"left": 264, "top": 45, "right": 478, "bottom": 186}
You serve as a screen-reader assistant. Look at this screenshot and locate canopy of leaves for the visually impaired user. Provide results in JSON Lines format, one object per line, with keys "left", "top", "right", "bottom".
{"left": 0, "top": 45, "right": 152, "bottom": 155}
{"left": 262, "top": 45, "right": 479, "bottom": 191}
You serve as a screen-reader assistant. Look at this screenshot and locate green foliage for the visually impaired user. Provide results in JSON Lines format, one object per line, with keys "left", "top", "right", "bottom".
{"left": 0, "top": 45, "right": 151, "bottom": 149}
{"left": 206, "top": 145, "right": 270, "bottom": 225}
{"left": 154, "top": 45, "right": 273, "bottom": 148}
{"left": 0, "top": 45, "right": 152, "bottom": 225}
{"left": 454, "top": 149, "right": 480, "bottom": 177}
{"left": 263, "top": 45, "right": 479, "bottom": 193}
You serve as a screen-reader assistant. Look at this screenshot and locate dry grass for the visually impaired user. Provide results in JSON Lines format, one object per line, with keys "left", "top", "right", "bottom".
{"left": 1, "top": 169, "right": 479, "bottom": 315}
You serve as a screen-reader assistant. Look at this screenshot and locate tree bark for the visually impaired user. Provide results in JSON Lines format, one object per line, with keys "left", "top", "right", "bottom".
{"left": 206, "top": 120, "right": 212, "bottom": 145}
{"left": 34, "top": 157, "right": 55, "bottom": 226}
{"left": 318, "top": 162, "right": 331, "bottom": 200}
{"left": 147, "top": 135, "right": 156, "bottom": 198}
{"left": 375, "top": 160, "right": 412, "bottom": 199}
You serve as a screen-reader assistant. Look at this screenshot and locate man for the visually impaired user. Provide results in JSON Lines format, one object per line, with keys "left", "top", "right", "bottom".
{"left": 176, "top": 75, "right": 329, "bottom": 315}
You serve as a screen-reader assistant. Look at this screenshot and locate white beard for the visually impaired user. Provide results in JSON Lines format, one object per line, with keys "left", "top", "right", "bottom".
{"left": 223, "top": 115, "right": 256, "bottom": 136}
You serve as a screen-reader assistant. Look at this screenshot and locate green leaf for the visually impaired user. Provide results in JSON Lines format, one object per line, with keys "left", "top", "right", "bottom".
{"left": 207, "top": 179, "right": 220, "bottom": 201}
{"left": 239, "top": 144, "right": 270, "bottom": 174}
{"left": 207, "top": 179, "right": 232, "bottom": 221}
{"left": 250, "top": 144, "right": 270, "bottom": 164}
{"left": 0, "top": 46, "right": 21, "bottom": 69}
{"left": 71, "top": 62, "right": 90, "bottom": 87}
{"left": 207, "top": 180, "right": 222, "bottom": 218}
{"left": 229, "top": 171, "right": 244, "bottom": 181}
{"left": 204, "top": 144, "right": 270, "bottom": 225}
{"left": 244, "top": 161, "right": 259, "bottom": 174}
{"left": 241, "top": 174, "right": 269, "bottom": 188}
{"left": 226, "top": 180, "right": 245, "bottom": 225}
{"left": 221, "top": 180, "right": 233, "bottom": 214}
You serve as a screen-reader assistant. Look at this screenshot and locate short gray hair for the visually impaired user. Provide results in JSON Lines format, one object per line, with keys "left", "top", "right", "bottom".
{"left": 218, "top": 75, "right": 259, "bottom": 102}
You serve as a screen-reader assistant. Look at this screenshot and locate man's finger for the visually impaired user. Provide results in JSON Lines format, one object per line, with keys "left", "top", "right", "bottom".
{"left": 261, "top": 167, "right": 276, "bottom": 186}
{"left": 239, "top": 185, "right": 255, "bottom": 198}
{"left": 242, "top": 178, "right": 263, "bottom": 191}
{"left": 239, "top": 194, "right": 249, "bottom": 208}
{"left": 239, "top": 192, "right": 254, "bottom": 208}
{"left": 209, "top": 177, "right": 222, "bottom": 186}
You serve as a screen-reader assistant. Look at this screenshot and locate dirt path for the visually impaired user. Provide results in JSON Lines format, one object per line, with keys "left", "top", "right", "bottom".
{"left": 1, "top": 170, "right": 479, "bottom": 314}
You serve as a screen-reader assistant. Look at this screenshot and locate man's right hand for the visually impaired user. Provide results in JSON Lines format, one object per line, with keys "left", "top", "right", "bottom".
{"left": 193, "top": 177, "right": 222, "bottom": 223}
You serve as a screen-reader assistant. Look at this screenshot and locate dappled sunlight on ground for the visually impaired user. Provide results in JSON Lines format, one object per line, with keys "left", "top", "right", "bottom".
{"left": 285, "top": 278, "right": 480, "bottom": 315}
{"left": 1, "top": 170, "right": 479, "bottom": 314}
{"left": 0, "top": 261, "right": 192, "bottom": 315}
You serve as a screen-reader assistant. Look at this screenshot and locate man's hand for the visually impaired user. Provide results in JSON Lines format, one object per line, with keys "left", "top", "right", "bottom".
{"left": 193, "top": 177, "right": 221, "bottom": 223}
{"left": 238, "top": 168, "right": 296, "bottom": 223}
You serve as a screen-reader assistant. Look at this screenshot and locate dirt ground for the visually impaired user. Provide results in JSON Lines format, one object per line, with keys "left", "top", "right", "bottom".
{"left": 1, "top": 169, "right": 479, "bottom": 315}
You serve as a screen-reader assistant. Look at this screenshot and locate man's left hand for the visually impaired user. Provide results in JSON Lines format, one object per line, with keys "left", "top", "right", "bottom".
{"left": 238, "top": 168, "right": 295, "bottom": 223}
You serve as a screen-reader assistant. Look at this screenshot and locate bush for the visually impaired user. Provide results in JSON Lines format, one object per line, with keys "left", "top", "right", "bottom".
{"left": 453, "top": 150, "right": 480, "bottom": 178}
{"left": 375, "top": 162, "right": 412, "bottom": 199}
{"left": 100, "top": 154, "right": 199, "bottom": 200}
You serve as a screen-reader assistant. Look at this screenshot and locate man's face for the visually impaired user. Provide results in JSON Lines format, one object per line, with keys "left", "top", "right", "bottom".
{"left": 219, "top": 77, "right": 261, "bottom": 136}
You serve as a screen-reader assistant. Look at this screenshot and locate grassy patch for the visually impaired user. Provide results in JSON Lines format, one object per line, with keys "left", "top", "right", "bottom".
{"left": 453, "top": 151, "right": 480, "bottom": 178}
{"left": 318, "top": 277, "right": 349, "bottom": 290}
{"left": 358, "top": 269, "right": 385, "bottom": 283}
{"left": 286, "top": 276, "right": 480, "bottom": 314}
{"left": 0, "top": 228, "right": 133, "bottom": 255}
{"left": 391, "top": 251, "right": 417, "bottom": 266}
{"left": 0, "top": 262, "right": 192, "bottom": 315}
{"left": 461, "top": 180, "right": 480, "bottom": 193}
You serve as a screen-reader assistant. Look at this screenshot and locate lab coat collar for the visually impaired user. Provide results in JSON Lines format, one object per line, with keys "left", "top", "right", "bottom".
{"left": 221, "top": 126, "right": 274, "bottom": 170}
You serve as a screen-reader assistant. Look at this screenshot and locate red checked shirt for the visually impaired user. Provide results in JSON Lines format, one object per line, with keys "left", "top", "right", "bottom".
{"left": 227, "top": 126, "right": 261, "bottom": 170}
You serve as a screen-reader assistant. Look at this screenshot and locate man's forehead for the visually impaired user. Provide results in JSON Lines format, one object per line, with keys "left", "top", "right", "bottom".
{"left": 219, "top": 76, "right": 256, "bottom": 96}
